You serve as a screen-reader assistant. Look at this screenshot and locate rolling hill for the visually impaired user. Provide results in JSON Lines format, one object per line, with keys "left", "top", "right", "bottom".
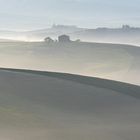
{"left": 0, "top": 68, "right": 139, "bottom": 140}
{"left": 0, "top": 41, "right": 139, "bottom": 85}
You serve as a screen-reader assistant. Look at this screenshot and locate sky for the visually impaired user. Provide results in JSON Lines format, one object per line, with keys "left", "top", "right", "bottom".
{"left": 0, "top": 0, "right": 140, "bottom": 31}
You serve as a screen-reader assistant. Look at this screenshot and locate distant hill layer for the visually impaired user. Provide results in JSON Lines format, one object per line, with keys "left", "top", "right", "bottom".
{"left": 1, "top": 25, "right": 140, "bottom": 45}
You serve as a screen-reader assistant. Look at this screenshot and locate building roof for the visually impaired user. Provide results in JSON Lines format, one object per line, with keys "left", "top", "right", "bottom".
{"left": 59, "top": 35, "right": 69, "bottom": 38}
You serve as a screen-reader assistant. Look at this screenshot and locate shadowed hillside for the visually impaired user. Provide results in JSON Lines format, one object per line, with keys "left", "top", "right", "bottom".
{"left": 1, "top": 67, "right": 140, "bottom": 99}
{"left": 0, "top": 68, "right": 139, "bottom": 140}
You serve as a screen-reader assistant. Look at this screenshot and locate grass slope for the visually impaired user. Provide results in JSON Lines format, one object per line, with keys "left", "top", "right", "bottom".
{"left": 0, "top": 68, "right": 139, "bottom": 140}
{"left": 0, "top": 41, "right": 140, "bottom": 85}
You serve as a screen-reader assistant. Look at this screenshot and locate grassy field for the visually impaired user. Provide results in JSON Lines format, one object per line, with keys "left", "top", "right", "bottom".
{"left": 0, "top": 41, "right": 139, "bottom": 85}
{"left": 0, "top": 68, "right": 139, "bottom": 140}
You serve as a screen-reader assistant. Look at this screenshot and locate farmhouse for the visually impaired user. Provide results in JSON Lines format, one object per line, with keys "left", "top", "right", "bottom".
{"left": 58, "top": 35, "right": 71, "bottom": 42}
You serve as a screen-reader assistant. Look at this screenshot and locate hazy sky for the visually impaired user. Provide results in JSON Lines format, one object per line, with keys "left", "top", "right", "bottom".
{"left": 0, "top": 0, "right": 140, "bottom": 30}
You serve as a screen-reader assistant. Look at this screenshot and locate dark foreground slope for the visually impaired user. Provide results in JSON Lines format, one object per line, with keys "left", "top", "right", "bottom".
{"left": 0, "top": 68, "right": 140, "bottom": 140}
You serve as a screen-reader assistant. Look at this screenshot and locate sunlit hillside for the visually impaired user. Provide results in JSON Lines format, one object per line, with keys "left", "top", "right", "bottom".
{"left": 0, "top": 41, "right": 139, "bottom": 85}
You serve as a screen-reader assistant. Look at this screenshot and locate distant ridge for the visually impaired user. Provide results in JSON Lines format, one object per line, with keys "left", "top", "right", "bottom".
{"left": 1, "top": 24, "right": 140, "bottom": 45}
